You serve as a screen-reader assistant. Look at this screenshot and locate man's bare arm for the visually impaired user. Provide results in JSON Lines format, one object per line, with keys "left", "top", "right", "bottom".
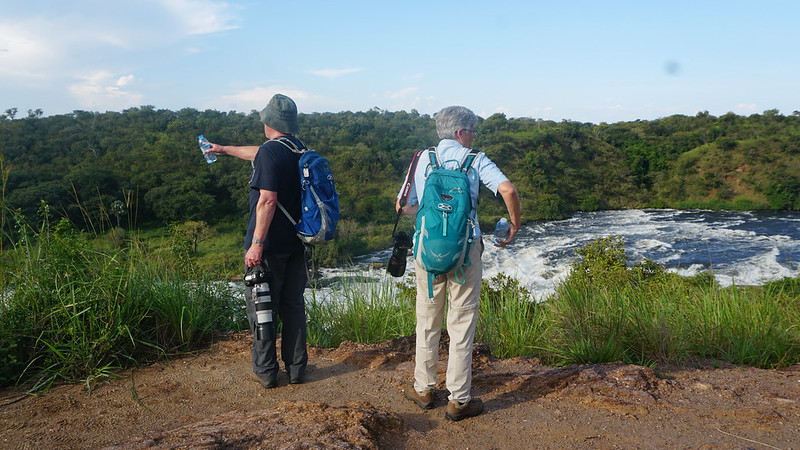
{"left": 207, "top": 143, "right": 260, "bottom": 162}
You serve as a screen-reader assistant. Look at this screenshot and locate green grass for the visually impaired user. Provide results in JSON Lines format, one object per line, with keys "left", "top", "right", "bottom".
{"left": 306, "top": 273, "right": 416, "bottom": 348}
{"left": 537, "top": 237, "right": 799, "bottom": 368}
{"left": 304, "top": 237, "right": 798, "bottom": 371}
{"left": 477, "top": 274, "right": 550, "bottom": 358}
{"left": 2, "top": 213, "right": 798, "bottom": 393}
{"left": 688, "top": 283, "right": 799, "bottom": 367}
{"left": 0, "top": 212, "right": 246, "bottom": 392}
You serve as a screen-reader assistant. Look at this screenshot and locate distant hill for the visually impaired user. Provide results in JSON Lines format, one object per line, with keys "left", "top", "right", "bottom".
{"left": 1, "top": 107, "right": 798, "bottom": 260}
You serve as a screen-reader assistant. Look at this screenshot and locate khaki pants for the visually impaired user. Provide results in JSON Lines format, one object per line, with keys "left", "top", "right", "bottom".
{"left": 413, "top": 240, "right": 483, "bottom": 403}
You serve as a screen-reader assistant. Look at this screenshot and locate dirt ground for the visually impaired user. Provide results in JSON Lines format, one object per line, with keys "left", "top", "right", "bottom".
{"left": 1, "top": 331, "right": 799, "bottom": 449}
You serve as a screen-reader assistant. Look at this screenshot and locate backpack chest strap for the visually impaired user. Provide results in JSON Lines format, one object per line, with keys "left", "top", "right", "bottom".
{"left": 427, "top": 147, "right": 480, "bottom": 173}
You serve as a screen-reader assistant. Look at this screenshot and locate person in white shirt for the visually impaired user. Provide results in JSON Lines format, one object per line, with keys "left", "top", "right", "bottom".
{"left": 396, "top": 105, "right": 521, "bottom": 421}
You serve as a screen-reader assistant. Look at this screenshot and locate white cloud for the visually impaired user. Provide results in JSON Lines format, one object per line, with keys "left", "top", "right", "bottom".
{"left": 735, "top": 103, "right": 758, "bottom": 113}
{"left": 213, "top": 86, "right": 316, "bottom": 112}
{"left": 480, "top": 105, "right": 512, "bottom": 118}
{"left": 0, "top": 1, "right": 239, "bottom": 82}
{"left": 525, "top": 106, "right": 554, "bottom": 118}
{"left": 69, "top": 72, "right": 143, "bottom": 110}
{"left": 157, "top": 0, "right": 241, "bottom": 35}
{"left": 0, "top": 20, "right": 59, "bottom": 80}
{"left": 371, "top": 89, "right": 437, "bottom": 114}
{"left": 310, "top": 68, "right": 363, "bottom": 78}
{"left": 381, "top": 87, "right": 419, "bottom": 100}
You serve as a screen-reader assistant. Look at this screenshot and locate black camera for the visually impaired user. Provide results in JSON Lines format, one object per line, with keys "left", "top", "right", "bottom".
{"left": 244, "top": 263, "right": 270, "bottom": 286}
{"left": 387, "top": 231, "right": 413, "bottom": 277}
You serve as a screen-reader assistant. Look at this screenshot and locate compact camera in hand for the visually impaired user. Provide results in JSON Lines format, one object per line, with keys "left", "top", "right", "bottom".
{"left": 386, "top": 231, "right": 413, "bottom": 277}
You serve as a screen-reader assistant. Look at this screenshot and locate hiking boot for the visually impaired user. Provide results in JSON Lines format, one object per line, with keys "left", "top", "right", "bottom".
{"left": 404, "top": 386, "right": 435, "bottom": 410}
{"left": 445, "top": 398, "right": 484, "bottom": 421}
{"left": 250, "top": 372, "right": 278, "bottom": 389}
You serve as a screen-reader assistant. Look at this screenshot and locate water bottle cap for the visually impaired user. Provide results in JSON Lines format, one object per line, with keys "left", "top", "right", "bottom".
{"left": 499, "top": 217, "right": 507, "bottom": 223}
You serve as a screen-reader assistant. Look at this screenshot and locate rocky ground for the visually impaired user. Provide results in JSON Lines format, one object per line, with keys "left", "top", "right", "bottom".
{"left": 1, "top": 331, "right": 798, "bottom": 449}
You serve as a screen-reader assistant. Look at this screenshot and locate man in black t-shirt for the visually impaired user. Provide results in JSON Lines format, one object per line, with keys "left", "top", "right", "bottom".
{"left": 206, "top": 94, "right": 308, "bottom": 388}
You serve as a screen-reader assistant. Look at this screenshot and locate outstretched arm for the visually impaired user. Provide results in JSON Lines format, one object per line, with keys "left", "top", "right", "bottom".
{"left": 494, "top": 180, "right": 521, "bottom": 247}
{"left": 207, "top": 143, "right": 260, "bottom": 162}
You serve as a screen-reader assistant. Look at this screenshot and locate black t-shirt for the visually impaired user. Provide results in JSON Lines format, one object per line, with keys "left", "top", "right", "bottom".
{"left": 245, "top": 136, "right": 305, "bottom": 255}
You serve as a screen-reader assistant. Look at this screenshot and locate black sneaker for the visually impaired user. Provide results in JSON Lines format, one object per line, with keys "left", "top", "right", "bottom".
{"left": 404, "top": 386, "right": 435, "bottom": 410}
{"left": 286, "top": 370, "right": 305, "bottom": 384}
{"left": 445, "top": 398, "right": 484, "bottom": 421}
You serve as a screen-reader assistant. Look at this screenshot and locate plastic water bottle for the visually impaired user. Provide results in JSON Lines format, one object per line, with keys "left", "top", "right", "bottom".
{"left": 198, "top": 134, "right": 216, "bottom": 164}
{"left": 493, "top": 217, "right": 509, "bottom": 246}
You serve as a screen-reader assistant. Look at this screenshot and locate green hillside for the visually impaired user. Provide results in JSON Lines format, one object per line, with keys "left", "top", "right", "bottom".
{"left": 1, "top": 107, "right": 798, "bottom": 267}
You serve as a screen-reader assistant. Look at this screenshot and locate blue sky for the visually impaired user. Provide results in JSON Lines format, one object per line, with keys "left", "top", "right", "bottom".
{"left": 1, "top": 0, "right": 797, "bottom": 124}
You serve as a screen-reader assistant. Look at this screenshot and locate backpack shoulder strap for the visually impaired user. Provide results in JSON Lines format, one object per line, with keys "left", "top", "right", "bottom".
{"left": 275, "top": 136, "right": 307, "bottom": 154}
{"left": 272, "top": 137, "right": 306, "bottom": 226}
{"left": 459, "top": 148, "right": 480, "bottom": 173}
{"left": 278, "top": 202, "right": 297, "bottom": 226}
{"left": 426, "top": 147, "right": 439, "bottom": 170}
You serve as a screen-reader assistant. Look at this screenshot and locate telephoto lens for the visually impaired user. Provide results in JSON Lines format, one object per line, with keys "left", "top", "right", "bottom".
{"left": 244, "top": 263, "right": 274, "bottom": 341}
{"left": 253, "top": 281, "right": 274, "bottom": 341}
{"left": 387, "top": 231, "right": 413, "bottom": 277}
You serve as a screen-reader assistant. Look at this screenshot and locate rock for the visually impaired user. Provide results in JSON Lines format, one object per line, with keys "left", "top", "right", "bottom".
{"left": 545, "top": 363, "right": 666, "bottom": 416}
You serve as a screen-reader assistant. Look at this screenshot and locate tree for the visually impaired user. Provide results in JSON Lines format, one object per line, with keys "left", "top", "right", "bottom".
{"left": 144, "top": 176, "right": 216, "bottom": 224}
{"left": 172, "top": 220, "right": 215, "bottom": 253}
{"left": 111, "top": 200, "right": 126, "bottom": 228}
{"left": 1, "top": 108, "right": 18, "bottom": 121}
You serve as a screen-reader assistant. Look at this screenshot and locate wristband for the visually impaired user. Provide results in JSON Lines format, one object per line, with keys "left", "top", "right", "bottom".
{"left": 252, "top": 237, "right": 264, "bottom": 244}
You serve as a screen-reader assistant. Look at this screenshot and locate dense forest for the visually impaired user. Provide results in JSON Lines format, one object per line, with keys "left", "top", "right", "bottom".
{"left": 1, "top": 106, "right": 799, "bottom": 264}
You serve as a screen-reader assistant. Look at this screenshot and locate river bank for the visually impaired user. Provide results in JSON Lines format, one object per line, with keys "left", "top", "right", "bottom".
{"left": 1, "top": 331, "right": 798, "bottom": 449}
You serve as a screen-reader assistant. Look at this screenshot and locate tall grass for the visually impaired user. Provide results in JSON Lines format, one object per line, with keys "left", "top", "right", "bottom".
{"left": 0, "top": 209, "right": 246, "bottom": 391}
{"left": 2, "top": 211, "right": 798, "bottom": 394}
{"left": 688, "top": 283, "right": 799, "bottom": 367}
{"left": 302, "top": 236, "right": 798, "bottom": 370}
{"left": 477, "top": 274, "right": 549, "bottom": 358}
{"left": 541, "top": 236, "right": 799, "bottom": 368}
{"left": 306, "top": 273, "right": 415, "bottom": 348}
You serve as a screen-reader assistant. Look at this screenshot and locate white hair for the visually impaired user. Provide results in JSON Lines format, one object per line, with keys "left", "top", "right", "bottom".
{"left": 435, "top": 106, "right": 478, "bottom": 140}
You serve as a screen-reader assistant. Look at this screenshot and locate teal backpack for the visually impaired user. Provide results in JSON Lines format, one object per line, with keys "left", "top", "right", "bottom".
{"left": 413, "top": 147, "right": 480, "bottom": 298}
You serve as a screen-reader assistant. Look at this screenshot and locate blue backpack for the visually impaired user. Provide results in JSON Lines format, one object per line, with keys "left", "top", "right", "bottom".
{"left": 276, "top": 138, "right": 340, "bottom": 245}
{"left": 413, "top": 147, "right": 479, "bottom": 297}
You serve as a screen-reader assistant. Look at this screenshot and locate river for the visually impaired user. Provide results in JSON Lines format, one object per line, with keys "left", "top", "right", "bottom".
{"left": 335, "top": 209, "right": 800, "bottom": 300}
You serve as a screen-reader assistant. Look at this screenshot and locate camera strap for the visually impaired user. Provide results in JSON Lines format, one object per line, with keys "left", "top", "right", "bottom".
{"left": 393, "top": 149, "right": 424, "bottom": 235}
